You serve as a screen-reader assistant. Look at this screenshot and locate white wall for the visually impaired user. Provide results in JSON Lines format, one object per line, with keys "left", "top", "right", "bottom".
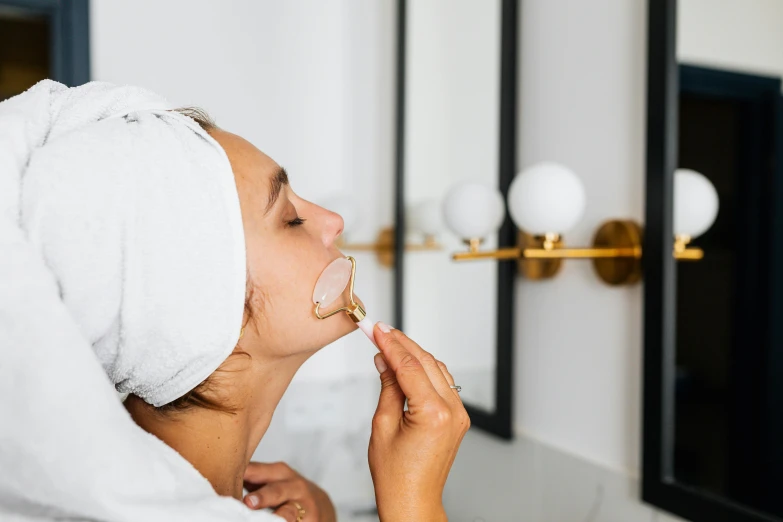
{"left": 678, "top": 0, "right": 783, "bottom": 80}
{"left": 513, "top": 0, "right": 647, "bottom": 475}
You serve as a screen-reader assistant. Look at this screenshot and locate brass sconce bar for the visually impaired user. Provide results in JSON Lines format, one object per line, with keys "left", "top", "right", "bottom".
{"left": 452, "top": 219, "right": 705, "bottom": 285}
{"left": 337, "top": 226, "right": 441, "bottom": 268}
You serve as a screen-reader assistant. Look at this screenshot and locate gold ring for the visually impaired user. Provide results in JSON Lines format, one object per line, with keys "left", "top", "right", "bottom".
{"left": 292, "top": 501, "right": 306, "bottom": 521}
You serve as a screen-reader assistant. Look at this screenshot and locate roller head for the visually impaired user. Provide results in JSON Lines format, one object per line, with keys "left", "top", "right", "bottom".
{"left": 313, "top": 257, "right": 352, "bottom": 306}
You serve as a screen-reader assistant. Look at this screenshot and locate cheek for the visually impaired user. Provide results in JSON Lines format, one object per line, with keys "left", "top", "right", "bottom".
{"left": 246, "top": 233, "right": 335, "bottom": 316}
{"left": 245, "top": 236, "right": 358, "bottom": 352}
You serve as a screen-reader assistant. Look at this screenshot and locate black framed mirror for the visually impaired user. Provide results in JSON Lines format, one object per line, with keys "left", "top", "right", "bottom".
{"left": 643, "top": 0, "right": 783, "bottom": 520}
{"left": 392, "top": 0, "right": 518, "bottom": 439}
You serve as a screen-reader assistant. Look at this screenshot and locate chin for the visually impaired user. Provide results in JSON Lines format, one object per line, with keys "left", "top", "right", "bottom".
{"left": 309, "top": 292, "right": 365, "bottom": 348}
{"left": 314, "top": 313, "right": 359, "bottom": 350}
{"left": 334, "top": 313, "right": 360, "bottom": 339}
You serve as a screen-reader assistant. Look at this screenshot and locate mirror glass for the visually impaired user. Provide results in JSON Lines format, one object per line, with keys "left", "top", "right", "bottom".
{"left": 402, "top": 0, "right": 502, "bottom": 412}
{"left": 673, "top": 0, "right": 783, "bottom": 516}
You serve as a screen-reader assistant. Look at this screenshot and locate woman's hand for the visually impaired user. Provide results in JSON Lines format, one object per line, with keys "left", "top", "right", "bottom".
{"left": 368, "top": 323, "right": 470, "bottom": 522}
{"left": 243, "top": 461, "right": 336, "bottom": 522}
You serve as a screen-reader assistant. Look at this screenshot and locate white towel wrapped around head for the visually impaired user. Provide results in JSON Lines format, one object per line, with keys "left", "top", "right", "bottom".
{"left": 9, "top": 79, "right": 247, "bottom": 407}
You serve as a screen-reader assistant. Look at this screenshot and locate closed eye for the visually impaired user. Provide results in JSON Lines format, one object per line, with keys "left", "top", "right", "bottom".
{"left": 285, "top": 216, "right": 306, "bottom": 227}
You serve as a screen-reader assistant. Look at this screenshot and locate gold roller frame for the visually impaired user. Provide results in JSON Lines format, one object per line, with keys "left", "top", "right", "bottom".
{"left": 452, "top": 219, "right": 704, "bottom": 286}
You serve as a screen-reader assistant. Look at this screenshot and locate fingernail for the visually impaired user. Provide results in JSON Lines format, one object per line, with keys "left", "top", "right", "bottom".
{"left": 245, "top": 495, "right": 259, "bottom": 508}
{"left": 376, "top": 321, "right": 391, "bottom": 333}
{"left": 374, "top": 353, "right": 388, "bottom": 373}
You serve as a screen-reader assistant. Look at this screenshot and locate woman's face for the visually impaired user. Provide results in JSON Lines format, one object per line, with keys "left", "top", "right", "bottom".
{"left": 212, "top": 129, "right": 358, "bottom": 359}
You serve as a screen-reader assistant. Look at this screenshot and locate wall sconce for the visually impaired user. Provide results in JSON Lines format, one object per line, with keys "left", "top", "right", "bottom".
{"left": 322, "top": 197, "right": 443, "bottom": 268}
{"left": 444, "top": 164, "right": 719, "bottom": 285}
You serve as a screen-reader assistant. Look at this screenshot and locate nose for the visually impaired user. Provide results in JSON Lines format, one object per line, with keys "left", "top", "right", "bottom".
{"left": 320, "top": 207, "right": 344, "bottom": 248}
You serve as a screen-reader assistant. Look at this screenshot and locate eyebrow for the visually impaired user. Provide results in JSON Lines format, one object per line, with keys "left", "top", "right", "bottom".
{"left": 264, "top": 167, "right": 289, "bottom": 215}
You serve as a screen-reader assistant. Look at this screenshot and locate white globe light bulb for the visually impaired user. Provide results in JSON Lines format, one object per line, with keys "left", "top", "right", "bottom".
{"left": 507, "top": 162, "right": 586, "bottom": 236}
{"left": 442, "top": 182, "right": 505, "bottom": 240}
{"left": 674, "top": 169, "right": 719, "bottom": 239}
{"left": 408, "top": 199, "right": 444, "bottom": 237}
{"left": 319, "top": 195, "right": 359, "bottom": 236}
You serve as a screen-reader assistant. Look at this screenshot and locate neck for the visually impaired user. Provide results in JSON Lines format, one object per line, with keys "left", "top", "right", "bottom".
{"left": 125, "top": 352, "right": 308, "bottom": 499}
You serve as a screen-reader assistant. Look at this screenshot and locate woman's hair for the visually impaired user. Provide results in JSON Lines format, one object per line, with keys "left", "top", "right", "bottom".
{"left": 172, "top": 107, "right": 217, "bottom": 132}
{"left": 156, "top": 107, "right": 255, "bottom": 416}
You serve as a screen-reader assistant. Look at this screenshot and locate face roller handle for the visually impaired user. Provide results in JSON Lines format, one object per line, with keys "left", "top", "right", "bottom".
{"left": 346, "top": 302, "right": 378, "bottom": 348}
{"left": 355, "top": 317, "right": 377, "bottom": 347}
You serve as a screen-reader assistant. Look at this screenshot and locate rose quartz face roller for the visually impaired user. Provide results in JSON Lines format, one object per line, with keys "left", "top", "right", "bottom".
{"left": 313, "top": 256, "right": 377, "bottom": 346}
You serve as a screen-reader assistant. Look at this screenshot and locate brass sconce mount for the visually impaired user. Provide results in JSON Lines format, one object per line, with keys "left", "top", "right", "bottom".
{"left": 453, "top": 219, "right": 703, "bottom": 286}
{"left": 517, "top": 232, "right": 564, "bottom": 280}
{"left": 519, "top": 220, "right": 642, "bottom": 285}
{"left": 590, "top": 219, "right": 644, "bottom": 285}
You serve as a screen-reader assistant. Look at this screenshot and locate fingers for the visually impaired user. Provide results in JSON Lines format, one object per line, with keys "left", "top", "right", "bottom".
{"left": 243, "top": 478, "right": 306, "bottom": 510}
{"left": 437, "top": 361, "right": 454, "bottom": 386}
{"left": 372, "top": 352, "right": 405, "bottom": 430}
{"left": 382, "top": 326, "right": 459, "bottom": 403}
{"left": 435, "top": 359, "right": 462, "bottom": 400}
{"left": 243, "top": 461, "right": 297, "bottom": 490}
{"left": 373, "top": 323, "right": 439, "bottom": 406}
{"left": 273, "top": 502, "right": 302, "bottom": 522}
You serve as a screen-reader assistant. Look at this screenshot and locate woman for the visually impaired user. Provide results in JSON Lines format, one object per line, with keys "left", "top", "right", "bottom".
{"left": 0, "top": 80, "right": 468, "bottom": 522}
{"left": 125, "top": 113, "right": 471, "bottom": 521}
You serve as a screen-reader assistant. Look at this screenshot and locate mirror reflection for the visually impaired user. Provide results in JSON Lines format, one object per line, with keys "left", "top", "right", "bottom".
{"left": 673, "top": 0, "right": 783, "bottom": 516}
{"left": 403, "top": 0, "right": 502, "bottom": 413}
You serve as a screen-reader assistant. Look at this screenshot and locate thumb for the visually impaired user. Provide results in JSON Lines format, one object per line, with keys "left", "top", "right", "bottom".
{"left": 373, "top": 353, "right": 405, "bottom": 429}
